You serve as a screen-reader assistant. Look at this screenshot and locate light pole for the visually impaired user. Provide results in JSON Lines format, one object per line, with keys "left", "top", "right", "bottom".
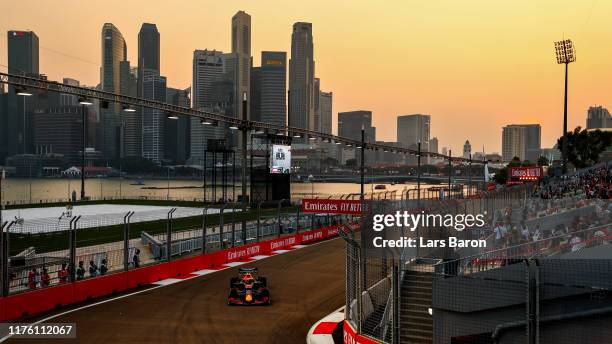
{"left": 554, "top": 39, "right": 576, "bottom": 174}
{"left": 78, "top": 97, "right": 93, "bottom": 201}
{"left": 15, "top": 87, "right": 33, "bottom": 154}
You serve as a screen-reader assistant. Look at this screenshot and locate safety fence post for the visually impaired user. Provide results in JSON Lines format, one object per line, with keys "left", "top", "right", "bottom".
{"left": 123, "top": 211, "right": 134, "bottom": 272}
{"left": 201, "top": 207, "right": 207, "bottom": 253}
{"left": 166, "top": 208, "right": 176, "bottom": 262}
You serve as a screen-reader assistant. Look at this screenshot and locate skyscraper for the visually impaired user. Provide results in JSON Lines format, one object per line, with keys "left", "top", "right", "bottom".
{"left": 430, "top": 137, "right": 439, "bottom": 154}
{"left": 502, "top": 125, "right": 526, "bottom": 162}
{"left": 319, "top": 91, "right": 332, "bottom": 135}
{"left": 250, "top": 66, "right": 261, "bottom": 122}
{"left": 166, "top": 87, "right": 191, "bottom": 164}
{"left": 314, "top": 78, "right": 321, "bottom": 132}
{"left": 338, "top": 111, "right": 376, "bottom": 165}
{"left": 231, "top": 11, "right": 251, "bottom": 120}
{"left": 120, "top": 60, "right": 138, "bottom": 157}
{"left": 397, "top": 114, "right": 430, "bottom": 150}
{"left": 0, "top": 83, "right": 8, "bottom": 162}
{"left": 100, "top": 23, "right": 127, "bottom": 160}
{"left": 190, "top": 49, "right": 231, "bottom": 163}
{"left": 259, "top": 51, "right": 287, "bottom": 126}
{"left": 586, "top": 106, "right": 611, "bottom": 129}
{"left": 141, "top": 70, "right": 166, "bottom": 164}
{"left": 138, "top": 23, "right": 160, "bottom": 72}
{"left": 523, "top": 124, "right": 541, "bottom": 163}
{"left": 289, "top": 22, "right": 315, "bottom": 138}
{"left": 6, "top": 30, "right": 39, "bottom": 157}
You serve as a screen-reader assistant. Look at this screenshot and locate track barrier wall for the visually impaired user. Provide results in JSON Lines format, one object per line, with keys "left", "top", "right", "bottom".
{"left": 0, "top": 225, "right": 342, "bottom": 321}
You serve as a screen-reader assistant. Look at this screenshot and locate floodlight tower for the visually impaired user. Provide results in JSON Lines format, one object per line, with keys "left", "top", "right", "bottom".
{"left": 554, "top": 39, "right": 576, "bottom": 174}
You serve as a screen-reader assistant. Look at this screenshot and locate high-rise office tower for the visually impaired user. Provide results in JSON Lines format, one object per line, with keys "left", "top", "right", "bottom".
{"left": 190, "top": 49, "right": 231, "bottom": 163}
{"left": 523, "top": 124, "right": 541, "bottom": 163}
{"left": 250, "top": 66, "right": 261, "bottom": 122}
{"left": 289, "top": 22, "right": 315, "bottom": 138}
{"left": 166, "top": 87, "right": 191, "bottom": 164}
{"left": 133, "top": 23, "right": 161, "bottom": 160}
{"left": 100, "top": 23, "right": 127, "bottom": 160}
{"left": 314, "top": 78, "right": 321, "bottom": 132}
{"left": 231, "top": 11, "right": 251, "bottom": 120}
{"left": 120, "top": 61, "right": 138, "bottom": 157}
{"left": 259, "top": 52, "right": 287, "bottom": 126}
{"left": 0, "top": 84, "right": 9, "bottom": 162}
{"left": 6, "top": 30, "right": 39, "bottom": 157}
{"left": 338, "top": 111, "right": 376, "bottom": 165}
{"left": 138, "top": 23, "right": 160, "bottom": 72}
{"left": 502, "top": 125, "right": 526, "bottom": 162}
{"left": 141, "top": 70, "right": 166, "bottom": 164}
{"left": 430, "top": 137, "right": 439, "bottom": 154}
{"left": 397, "top": 114, "right": 430, "bottom": 150}
{"left": 397, "top": 114, "right": 430, "bottom": 164}
{"left": 586, "top": 106, "right": 611, "bottom": 129}
{"left": 318, "top": 91, "right": 332, "bottom": 135}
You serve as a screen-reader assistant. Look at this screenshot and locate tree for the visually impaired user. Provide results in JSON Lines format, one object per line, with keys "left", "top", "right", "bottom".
{"left": 493, "top": 167, "right": 508, "bottom": 184}
{"left": 557, "top": 127, "right": 612, "bottom": 169}
{"left": 508, "top": 156, "right": 522, "bottom": 167}
{"left": 537, "top": 156, "right": 549, "bottom": 167}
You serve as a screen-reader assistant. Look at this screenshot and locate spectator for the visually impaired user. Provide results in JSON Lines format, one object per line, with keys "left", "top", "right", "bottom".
{"left": 76, "top": 261, "right": 85, "bottom": 280}
{"left": 133, "top": 249, "right": 141, "bottom": 268}
{"left": 27, "top": 268, "right": 37, "bottom": 290}
{"left": 42, "top": 268, "right": 50, "bottom": 287}
{"left": 58, "top": 263, "right": 68, "bottom": 283}
{"left": 34, "top": 268, "right": 42, "bottom": 288}
{"left": 100, "top": 259, "right": 108, "bottom": 275}
{"left": 88, "top": 260, "right": 98, "bottom": 278}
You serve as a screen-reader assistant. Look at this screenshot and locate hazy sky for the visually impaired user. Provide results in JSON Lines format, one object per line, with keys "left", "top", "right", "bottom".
{"left": 1, "top": 0, "right": 610, "bottom": 154}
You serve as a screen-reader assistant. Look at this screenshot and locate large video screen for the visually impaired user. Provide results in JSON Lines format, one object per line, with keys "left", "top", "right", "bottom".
{"left": 270, "top": 145, "right": 291, "bottom": 174}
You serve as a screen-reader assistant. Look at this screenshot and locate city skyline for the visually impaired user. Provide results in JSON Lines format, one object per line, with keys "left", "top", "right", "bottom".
{"left": 1, "top": 1, "right": 611, "bottom": 154}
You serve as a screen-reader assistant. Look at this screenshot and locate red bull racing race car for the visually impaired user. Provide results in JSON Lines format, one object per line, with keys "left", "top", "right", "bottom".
{"left": 227, "top": 267, "right": 271, "bottom": 305}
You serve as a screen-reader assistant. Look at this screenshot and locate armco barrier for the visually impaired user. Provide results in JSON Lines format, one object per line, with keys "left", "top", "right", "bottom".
{"left": 0, "top": 224, "right": 343, "bottom": 322}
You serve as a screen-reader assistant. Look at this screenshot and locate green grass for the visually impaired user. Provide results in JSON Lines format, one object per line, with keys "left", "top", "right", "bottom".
{"left": 8, "top": 206, "right": 298, "bottom": 255}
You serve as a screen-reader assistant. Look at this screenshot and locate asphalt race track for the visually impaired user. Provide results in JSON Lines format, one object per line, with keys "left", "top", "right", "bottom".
{"left": 7, "top": 238, "right": 346, "bottom": 344}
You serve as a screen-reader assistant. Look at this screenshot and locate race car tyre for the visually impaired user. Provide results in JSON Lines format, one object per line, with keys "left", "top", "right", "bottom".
{"left": 259, "top": 277, "right": 267, "bottom": 287}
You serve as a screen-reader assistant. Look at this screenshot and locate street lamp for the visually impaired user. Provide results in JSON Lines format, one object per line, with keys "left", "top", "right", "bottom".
{"left": 554, "top": 39, "right": 576, "bottom": 174}
{"left": 78, "top": 97, "right": 92, "bottom": 201}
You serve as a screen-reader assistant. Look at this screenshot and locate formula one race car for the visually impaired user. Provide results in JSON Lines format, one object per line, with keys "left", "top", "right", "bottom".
{"left": 228, "top": 267, "right": 271, "bottom": 305}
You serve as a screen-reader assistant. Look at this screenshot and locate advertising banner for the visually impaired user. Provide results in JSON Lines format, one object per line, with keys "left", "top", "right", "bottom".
{"left": 301, "top": 199, "right": 364, "bottom": 215}
{"left": 270, "top": 145, "right": 291, "bottom": 174}
{"left": 509, "top": 166, "right": 543, "bottom": 181}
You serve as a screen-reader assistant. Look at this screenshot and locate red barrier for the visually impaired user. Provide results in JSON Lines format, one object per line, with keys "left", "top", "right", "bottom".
{"left": 0, "top": 225, "right": 341, "bottom": 321}
{"left": 4, "top": 283, "right": 74, "bottom": 320}
{"left": 0, "top": 297, "right": 5, "bottom": 321}
{"left": 343, "top": 320, "right": 382, "bottom": 344}
{"left": 74, "top": 273, "right": 128, "bottom": 303}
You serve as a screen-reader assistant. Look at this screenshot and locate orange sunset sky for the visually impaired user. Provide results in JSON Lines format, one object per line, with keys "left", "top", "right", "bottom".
{"left": 1, "top": 0, "right": 611, "bottom": 154}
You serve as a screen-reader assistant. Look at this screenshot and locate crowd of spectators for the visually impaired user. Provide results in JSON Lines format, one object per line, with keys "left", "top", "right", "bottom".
{"left": 537, "top": 163, "right": 611, "bottom": 200}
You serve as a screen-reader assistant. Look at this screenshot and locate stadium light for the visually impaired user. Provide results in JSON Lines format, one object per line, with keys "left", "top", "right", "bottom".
{"left": 229, "top": 124, "right": 239, "bottom": 130}
{"left": 78, "top": 97, "right": 93, "bottom": 106}
{"left": 15, "top": 86, "right": 32, "bottom": 96}
{"left": 167, "top": 113, "right": 179, "bottom": 120}
{"left": 122, "top": 105, "right": 136, "bottom": 112}
{"left": 554, "top": 38, "right": 576, "bottom": 174}
{"left": 201, "top": 119, "right": 212, "bottom": 125}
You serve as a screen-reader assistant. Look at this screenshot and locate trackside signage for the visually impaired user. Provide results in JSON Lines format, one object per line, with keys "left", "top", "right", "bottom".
{"left": 509, "top": 166, "right": 543, "bottom": 181}
{"left": 301, "top": 199, "right": 364, "bottom": 215}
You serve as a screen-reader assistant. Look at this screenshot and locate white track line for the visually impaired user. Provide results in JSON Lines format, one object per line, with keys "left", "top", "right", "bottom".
{"left": 0, "top": 237, "right": 340, "bottom": 343}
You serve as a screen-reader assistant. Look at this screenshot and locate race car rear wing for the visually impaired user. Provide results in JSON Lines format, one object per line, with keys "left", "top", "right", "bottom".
{"left": 238, "top": 267, "right": 258, "bottom": 273}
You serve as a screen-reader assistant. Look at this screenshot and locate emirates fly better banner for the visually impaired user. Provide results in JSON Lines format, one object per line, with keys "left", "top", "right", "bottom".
{"left": 301, "top": 199, "right": 364, "bottom": 215}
